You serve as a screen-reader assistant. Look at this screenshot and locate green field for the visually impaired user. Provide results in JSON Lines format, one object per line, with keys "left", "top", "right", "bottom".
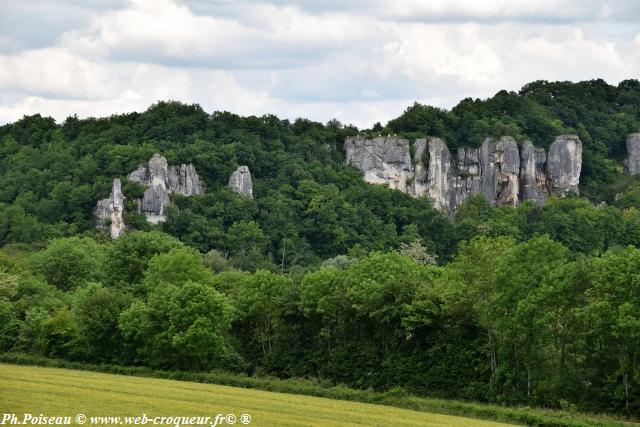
{"left": 0, "top": 364, "right": 511, "bottom": 426}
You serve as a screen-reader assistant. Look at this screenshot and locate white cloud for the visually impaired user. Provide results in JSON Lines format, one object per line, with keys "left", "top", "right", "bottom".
{"left": 0, "top": 0, "right": 639, "bottom": 128}
{"left": 60, "top": 0, "right": 375, "bottom": 68}
{"left": 0, "top": 48, "right": 118, "bottom": 99}
{"left": 381, "top": 0, "right": 609, "bottom": 21}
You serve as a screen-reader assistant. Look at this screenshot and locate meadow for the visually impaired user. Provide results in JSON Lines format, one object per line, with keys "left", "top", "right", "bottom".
{"left": 0, "top": 363, "right": 514, "bottom": 427}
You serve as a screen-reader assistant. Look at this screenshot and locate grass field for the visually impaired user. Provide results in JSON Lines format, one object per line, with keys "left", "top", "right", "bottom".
{"left": 0, "top": 363, "right": 512, "bottom": 427}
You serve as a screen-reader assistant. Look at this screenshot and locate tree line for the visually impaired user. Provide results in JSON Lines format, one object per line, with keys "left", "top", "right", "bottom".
{"left": 0, "top": 225, "right": 638, "bottom": 416}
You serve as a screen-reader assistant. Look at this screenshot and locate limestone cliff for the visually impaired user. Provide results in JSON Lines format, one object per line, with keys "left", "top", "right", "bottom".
{"left": 344, "top": 137, "right": 414, "bottom": 193}
{"left": 94, "top": 178, "right": 126, "bottom": 239}
{"left": 345, "top": 135, "right": 583, "bottom": 213}
{"left": 228, "top": 166, "right": 253, "bottom": 198}
{"left": 626, "top": 133, "right": 640, "bottom": 175}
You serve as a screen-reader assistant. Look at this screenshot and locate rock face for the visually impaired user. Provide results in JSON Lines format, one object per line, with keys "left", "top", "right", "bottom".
{"left": 96, "top": 154, "right": 204, "bottom": 238}
{"left": 94, "top": 178, "right": 126, "bottom": 239}
{"left": 424, "top": 138, "right": 454, "bottom": 211}
{"left": 228, "top": 166, "right": 253, "bottom": 198}
{"left": 546, "top": 135, "right": 582, "bottom": 197}
{"left": 520, "top": 141, "right": 548, "bottom": 206}
{"left": 345, "top": 135, "right": 583, "bottom": 213}
{"left": 127, "top": 153, "right": 205, "bottom": 223}
{"left": 626, "top": 133, "right": 640, "bottom": 175}
{"left": 344, "top": 137, "right": 414, "bottom": 193}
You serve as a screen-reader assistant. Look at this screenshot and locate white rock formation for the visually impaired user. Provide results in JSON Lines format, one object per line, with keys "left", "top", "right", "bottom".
{"left": 94, "top": 178, "right": 126, "bottom": 239}
{"left": 228, "top": 166, "right": 253, "bottom": 198}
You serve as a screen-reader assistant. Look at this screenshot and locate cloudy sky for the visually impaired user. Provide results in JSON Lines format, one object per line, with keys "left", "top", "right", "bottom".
{"left": 1, "top": 0, "right": 639, "bottom": 128}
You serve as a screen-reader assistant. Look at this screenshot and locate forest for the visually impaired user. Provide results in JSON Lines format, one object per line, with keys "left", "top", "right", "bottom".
{"left": 1, "top": 79, "right": 640, "bottom": 417}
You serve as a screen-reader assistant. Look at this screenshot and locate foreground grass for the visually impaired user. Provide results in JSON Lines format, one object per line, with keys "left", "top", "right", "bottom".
{"left": 0, "top": 363, "right": 512, "bottom": 427}
{"left": 0, "top": 354, "right": 634, "bottom": 427}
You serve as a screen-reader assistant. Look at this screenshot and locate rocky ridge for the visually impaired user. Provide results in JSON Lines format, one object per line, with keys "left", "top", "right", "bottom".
{"left": 345, "top": 135, "right": 585, "bottom": 213}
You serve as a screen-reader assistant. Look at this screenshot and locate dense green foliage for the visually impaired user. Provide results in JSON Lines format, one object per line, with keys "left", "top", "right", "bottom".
{"left": 1, "top": 79, "right": 640, "bottom": 419}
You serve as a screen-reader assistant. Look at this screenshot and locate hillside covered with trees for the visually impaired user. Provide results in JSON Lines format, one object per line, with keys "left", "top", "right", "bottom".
{"left": 1, "top": 79, "right": 640, "bottom": 417}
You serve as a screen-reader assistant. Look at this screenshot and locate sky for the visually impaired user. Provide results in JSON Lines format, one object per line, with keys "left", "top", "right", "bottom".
{"left": 0, "top": 0, "right": 639, "bottom": 128}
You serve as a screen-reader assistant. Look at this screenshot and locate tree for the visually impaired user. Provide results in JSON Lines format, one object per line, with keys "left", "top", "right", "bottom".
{"left": 491, "top": 235, "right": 569, "bottom": 402}
{"left": 29, "top": 237, "right": 106, "bottom": 291}
{"left": 439, "top": 235, "right": 516, "bottom": 393}
{"left": 72, "top": 283, "right": 133, "bottom": 361}
{"left": 119, "top": 281, "right": 234, "bottom": 371}
{"left": 580, "top": 247, "right": 640, "bottom": 414}
{"left": 104, "top": 231, "right": 184, "bottom": 288}
{"left": 234, "top": 270, "right": 292, "bottom": 363}
{"left": 142, "top": 247, "right": 215, "bottom": 291}
{"left": 398, "top": 239, "right": 437, "bottom": 265}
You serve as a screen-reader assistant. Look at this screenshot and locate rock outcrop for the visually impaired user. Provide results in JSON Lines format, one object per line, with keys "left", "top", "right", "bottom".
{"left": 626, "top": 133, "right": 640, "bottom": 175}
{"left": 127, "top": 154, "right": 204, "bottom": 223}
{"left": 228, "top": 166, "right": 253, "bottom": 198}
{"left": 345, "top": 135, "right": 583, "bottom": 213}
{"left": 344, "top": 137, "right": 414, "bottom": 193}
{"left": 94, "top": 178, "right": 126, "bottom": 239}
{"left": 95, "top": 154, "right": 204, "bottom": 238}
{"left": 547, "top": 135, "right": 582, "bottom": 197}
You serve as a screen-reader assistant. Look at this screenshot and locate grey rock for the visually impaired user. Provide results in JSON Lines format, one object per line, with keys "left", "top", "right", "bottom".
{"left": 344, "top": 134, "right": 583, "bottom": 214}
{"left": 626, "top": 133, "right": 640, "bottom": 175}
{"left": 147, "top": 153, "right": 170, "bottom": 186}
{"left": 140, "top": 154, "right": 171, "bottom": 222}
{"left": 425, "top": 138, "right": 454, "bottom": 212}
{"left": 127, "top": 165, "right": 148, "bottom": 184}
{"left": 128, "top": 154, "right": 205, "bottom": 223}
{"left": 494, "top": 136, "right": 520, "bottom": 206}
{"left": 409, "top": 138, "right": 428, "bottom": 197}
{"left": 141, "top": 179, "right": 170, "bottom": 222}
{"left": 520, "top": 141, "right": 548, "bottom": 206}
{"left": 547, "top": 135, "right": 582, "bottom": 197}
{"left": 175, "top": 164, "right": 204, "bottom": 195}
{"left": 228, "top": 166, "right": 253, "bottom": 198}
{"left": 345, "top": 137, "right": 414, "bottom": 193}
{"left": 94, "top": 178, "right": 126, "bottom": 239}
{"left": 453, "top": 147, "right": 481, "bottom": 208}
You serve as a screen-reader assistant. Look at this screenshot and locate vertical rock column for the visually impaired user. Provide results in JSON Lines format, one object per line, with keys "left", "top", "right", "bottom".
{"left": 228, "top": 166, "right": 254, "bottom": 198}
{"left": 626, "top": 133, "right": 640, "bottom": 175}
{"left": 546, "top": 135, "right": 582, "bottom": 197}
{"left": 426, "top": 138, "right": 454, "bottom": 212}
{"left": 94, "top": 178, "right": 126, "bottom": 239}
{"left": 520, "top": 141, "right": 548, "bottom": 206}
{"left": 141, "top": 154, "right": 171, "bottom": 224}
